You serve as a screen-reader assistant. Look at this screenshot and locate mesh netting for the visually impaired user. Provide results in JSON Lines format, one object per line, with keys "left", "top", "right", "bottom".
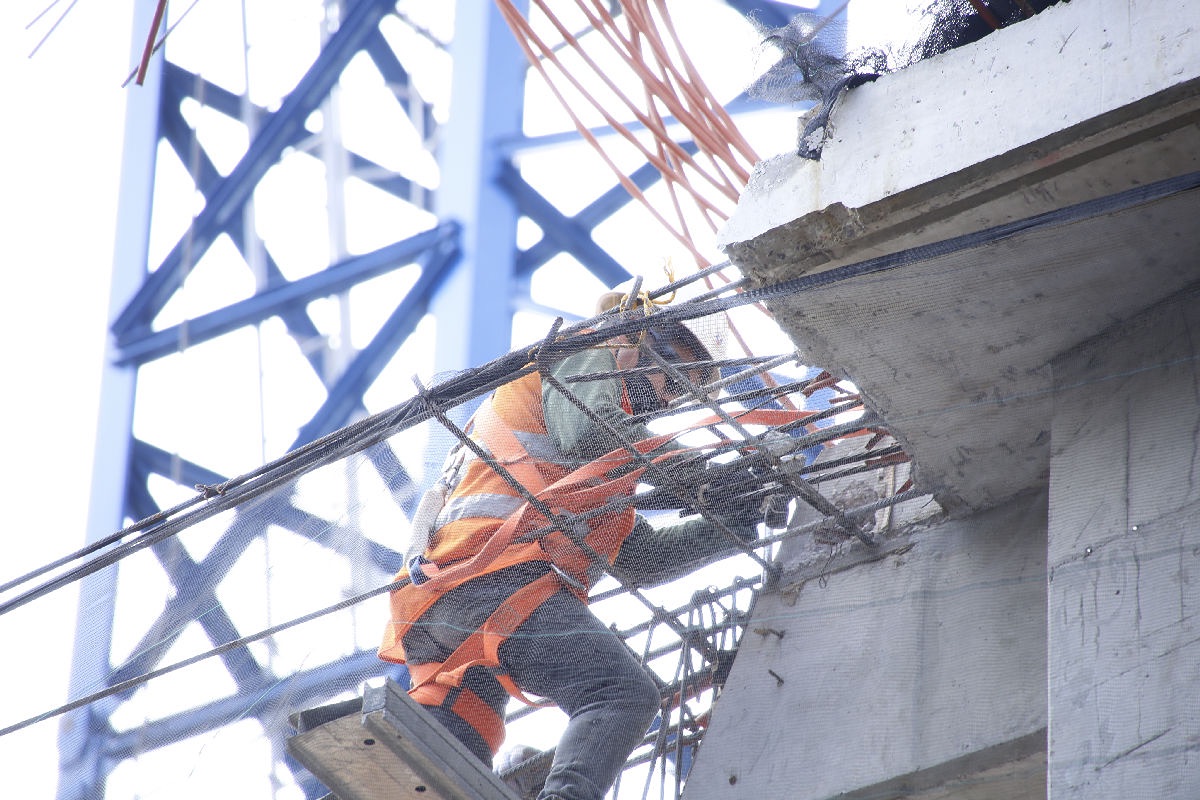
{"left": 12, "top": 172, "right": 1195, "bottom": 796}
{"left": 8, "top": 2, "right": 1155, "bottom": 798}
{"left": 1, "top": 263, "right": 926, "bottom": 799}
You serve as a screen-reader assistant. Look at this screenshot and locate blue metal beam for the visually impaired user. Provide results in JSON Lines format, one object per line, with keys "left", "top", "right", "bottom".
{"left": 349, "top": 151, "right": 426, "bottom": 205}
{"left": 148, "top": 540, "right": 268, "bottom": 692}
{"left": 429, "top": 0, "right": 528, "bottom": 381}
{"left": 496, "top": 160, "right": 632, "bottom": 287}
{"left": 291, "top": 229, "right": 461, "bottom": 446}
{"left": 364, "top": 30, "right": 438, "bottom": 142}
{"left": 156, "top": 71, "right": 332, "bottom": 377}
{"left": 110, "top": 468, "right": 265, "bottom": 690}
{"left": 112, "top": 0, "right": 399, "bottom": 336}
{"left": 510, "top": 143, "right": 699, "bottom": 280}
{"left": 131, "top": 438, "right": 225, "bottom": 487}
{"left": 163, "top": 61, "right": 268, "bottom": 130}
{"left": 115, "top": 223, "right": 460, "bottom": 365}
{"left": 130, "top": 441, "right": 402, "bottom": 569}
{"left": 58, "top": 3, "right": 163, "bottom": 796}
{"left": 103, "top": 650, "right": 389, "bottom": 761}
{"left": 165, "top": 58, "right": 426, "bottom": 209}
{"left": 158, "top": 74, "right": 225, "bottom": 190}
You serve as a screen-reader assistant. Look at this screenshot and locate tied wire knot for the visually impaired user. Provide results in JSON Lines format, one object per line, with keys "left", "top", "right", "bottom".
{"left": 625, "top": 261, "right": 678, "bottom": 312}
{"left": 605, "top": 263, "right": 680, "bottom": 351}
{"left": 599, "top": 262, "right": 679, "bottom": 320}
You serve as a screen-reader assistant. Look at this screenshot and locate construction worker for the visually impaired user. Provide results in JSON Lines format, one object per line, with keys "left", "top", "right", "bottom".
{"left": 378, "top": 298, "right": 760, "bottom": 800}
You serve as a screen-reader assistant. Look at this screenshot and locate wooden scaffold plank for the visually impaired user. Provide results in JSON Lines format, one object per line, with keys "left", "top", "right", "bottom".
{"left": 287, "top": 679, "right": 520, "bottom": 800}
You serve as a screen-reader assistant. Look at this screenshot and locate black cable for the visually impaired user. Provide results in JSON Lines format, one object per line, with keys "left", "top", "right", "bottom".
{"left": 0, "top": 577, "right": 409, "bottom": 740}
{"left": 12, "top": 168, "right": 1192, "bottom": 621}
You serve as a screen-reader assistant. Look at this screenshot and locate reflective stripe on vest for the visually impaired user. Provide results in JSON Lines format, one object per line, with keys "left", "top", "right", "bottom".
{"left": 424, "top": 372, "right": 575, "bottom": 566}
{"left": 510, "top": 428, "right": 576, "bottom": 469}
{"left": 435, "top": 492, "right": 527, "bottom": 529}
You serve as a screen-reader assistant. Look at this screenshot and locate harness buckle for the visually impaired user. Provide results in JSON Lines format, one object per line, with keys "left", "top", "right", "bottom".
{"left": 408, "top": 555, "right": 431, "bottom": 585}
{"left": 550, "top": 563, "right": 587, "bottom": 594}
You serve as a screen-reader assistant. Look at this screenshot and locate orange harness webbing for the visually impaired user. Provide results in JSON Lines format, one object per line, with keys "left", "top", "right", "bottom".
{"left": 394, "top": 406, "right": 824, "bottom": 749}
{"left": 393, "top": 435, "right": 666, "bottom": 606}
{"left": 470, "top": 391, "right": 559, "bottom": 497}
{"left": 406, "top": 572, "right": 566, "bottom": 753}
{"left": 408, "top": 682, "right": 507, "bottom": 754}
{"left": 409, "top": 570, "right": 564, "bottom": 706}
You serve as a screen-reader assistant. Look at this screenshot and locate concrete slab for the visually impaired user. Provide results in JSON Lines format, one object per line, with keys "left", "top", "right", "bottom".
{"left": 718, "top": 0, "right": 1200, "bottom": 513}
{"left": 683, "top": 493, "right": 1048, "bottom": 800}
{"left": 834, "top": 732, "right": 1046, "bottom": 800}
{"left": 720, "top": 0, "right": 1200, "bottom": 256}
{"left": 746, "top": 183, "right": 1199, "bottom": 512}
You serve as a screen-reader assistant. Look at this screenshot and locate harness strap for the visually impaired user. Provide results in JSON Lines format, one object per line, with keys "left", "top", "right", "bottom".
{"left": 384, "top": 428, "right": 720, "bottom": 663}
{"left": 391, "top": 406, "right": 828, "bottom": 717}
{"left": 414, "top": 430, "right": 677, "bottom": 596}
{"left": 383, "top": 539, "right": 547, "bottom": 662}
{"left": 383, "top": 407, "right": 822, "bottom": 644}
{"left": 409, "top": 681, "right": 506, "bottom": 755}
{"left": 409, "top": 571, "right": 564, "bottom": 710}
{"left": 473, "top": 394, "right": 553, "bottom": 496}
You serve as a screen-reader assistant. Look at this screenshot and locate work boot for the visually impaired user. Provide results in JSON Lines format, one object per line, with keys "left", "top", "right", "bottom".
{"left": 496, "top": 744, "right": 550, "bottom": 800}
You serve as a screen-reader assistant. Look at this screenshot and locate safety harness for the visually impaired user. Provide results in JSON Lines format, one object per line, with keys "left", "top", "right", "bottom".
{"left": 379, "top": 370, "right": 828, "bottom": 754}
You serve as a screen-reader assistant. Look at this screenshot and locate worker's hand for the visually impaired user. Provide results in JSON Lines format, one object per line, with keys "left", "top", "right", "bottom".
{"left": 762, "top": 494, "right": 791, "bottom": 529}
{"left": 706, "top": 495, "right": 765, "bottom": 542}
{"left": 725, "top": 517, "right": 762, "bottom": 544}
{"left": 695, "top": 463, "right": 765, "bottom": 512}
{"left": 613, "top": 513, "right": 759, "bottom": 587}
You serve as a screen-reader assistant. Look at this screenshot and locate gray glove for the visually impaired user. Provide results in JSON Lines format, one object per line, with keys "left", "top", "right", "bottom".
{"left": 613, "top": 514, "right": 759, "bottom": 588}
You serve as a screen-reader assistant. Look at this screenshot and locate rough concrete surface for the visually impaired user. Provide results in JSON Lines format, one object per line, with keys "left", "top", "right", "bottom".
{"left": 701, "top": 3, "right": 1200, "bottom": 798}
{"left": 684, "top": 493, "right": 1048, "bottom": 800}
{"left": 762, "top": 189, "right": 1198, "bottom": 513}
{"left": 718, "top": 0, "right": 1200, "bottom": 513}
{"left": 1047, "top": 284, "right": 1200, "bottom": 799}
{"left": 720, "top": 0, "right": 1200, "bottom": 255}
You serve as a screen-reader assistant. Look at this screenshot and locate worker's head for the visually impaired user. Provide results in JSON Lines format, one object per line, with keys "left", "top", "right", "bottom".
{"left": 595, "top": 287, "right": 717, "bottom": 413}
{"left": 623, "top": 319, "right": 716, "bottom": 414}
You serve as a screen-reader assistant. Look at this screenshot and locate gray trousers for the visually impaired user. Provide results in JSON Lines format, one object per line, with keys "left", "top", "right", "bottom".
{"left": 404, "top": 567, "right": 661, "bottom": 800}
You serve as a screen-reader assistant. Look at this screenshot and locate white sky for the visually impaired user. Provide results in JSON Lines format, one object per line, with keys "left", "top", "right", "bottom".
{"left": 1, "top": 2, "right": 133, "bottom": 796}
{"left": 0, "top": 1, "right": 923, "bottom": 796}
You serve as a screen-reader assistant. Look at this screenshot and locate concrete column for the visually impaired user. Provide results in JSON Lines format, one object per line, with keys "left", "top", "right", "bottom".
{"left": 686, "top": 494, "right": 1048, "bottom": 799}
{"left": 1047, "top": 283, "right": 1200, "bottom": 798}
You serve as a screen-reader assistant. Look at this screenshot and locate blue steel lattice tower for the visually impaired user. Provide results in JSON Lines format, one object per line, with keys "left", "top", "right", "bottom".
{"left": 58, "top": 1, "right": 833, "bottom": 797}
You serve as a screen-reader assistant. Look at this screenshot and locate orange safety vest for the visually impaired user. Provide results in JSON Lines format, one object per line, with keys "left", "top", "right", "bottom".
{"left": 421, "top": 369, "right": 637, "bottom": 583}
